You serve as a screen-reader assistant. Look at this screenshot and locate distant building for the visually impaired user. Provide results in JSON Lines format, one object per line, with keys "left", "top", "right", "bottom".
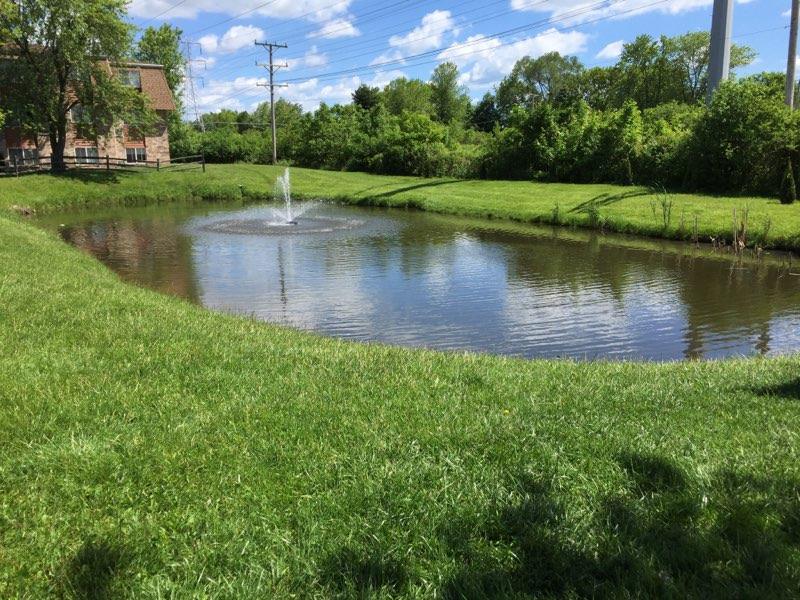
{"left": 0, "top": 62, "right": 176, "bottom": 168}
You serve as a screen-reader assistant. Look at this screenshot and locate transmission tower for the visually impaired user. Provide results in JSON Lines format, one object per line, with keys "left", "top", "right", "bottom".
{"left": 255, "top": 41, "right": 288, "bottom": 164}
{"left": 183, "top": 40, "right": 206, "bottom": 132}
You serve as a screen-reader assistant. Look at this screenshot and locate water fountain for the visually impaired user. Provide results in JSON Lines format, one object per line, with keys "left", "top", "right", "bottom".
{"left": 198, "top": 168, "right": 361, "bottom": 235}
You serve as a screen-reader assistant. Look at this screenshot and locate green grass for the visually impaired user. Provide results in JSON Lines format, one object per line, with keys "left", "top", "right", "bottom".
{"left": 0, "top": 168, "right": 799, "bottom": 597}
{"left": 2, "top": 163, "right": 800, "bottom": 251}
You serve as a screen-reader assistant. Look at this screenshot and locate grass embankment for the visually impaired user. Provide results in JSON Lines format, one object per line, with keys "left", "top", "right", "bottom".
{"left": 0, "top": 169, "right": 799, "bottom": 597}
{"left": 2, "top": 163, "right": 800, "bottom": 251}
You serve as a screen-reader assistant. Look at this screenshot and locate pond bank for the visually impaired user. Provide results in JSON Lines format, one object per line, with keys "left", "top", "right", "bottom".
{"left": 1, "top": 168, "right": 799, "bottom": 596}
{"left": 2, "top": 163, "right": 800, "bottom": 252}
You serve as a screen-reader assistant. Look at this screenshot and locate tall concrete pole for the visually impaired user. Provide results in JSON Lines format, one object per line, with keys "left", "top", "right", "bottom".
{"left": 786, "top": 0, "right": 799, "bottom": 108}
{"left": 707, "top": 0, "right": 734, "bottom": 104}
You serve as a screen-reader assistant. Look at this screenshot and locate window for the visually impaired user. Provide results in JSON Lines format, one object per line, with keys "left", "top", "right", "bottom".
{"left": 69, "top": 104, "right": 90, "bottom": 124}
{"left": 9, "top": 148, "right": 39, "bottom": 166}
{"left": 75, "top": 147, "right": 99, "bottom": 165}
{"left": 118, "top": 68, "right": 141, "bottom": 89}
{"left": 126, "top": 147, "right": 147, "bottom": 163}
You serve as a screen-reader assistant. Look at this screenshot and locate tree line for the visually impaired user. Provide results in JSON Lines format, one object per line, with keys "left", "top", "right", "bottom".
{"left": 172, "top": 30, "right": 795, "bottom": 203}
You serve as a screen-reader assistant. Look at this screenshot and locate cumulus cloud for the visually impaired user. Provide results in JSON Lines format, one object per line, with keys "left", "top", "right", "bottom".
{"left": 438, "top": 28, "right": 589, "bottom": 88}
{"left": 388, "top": 10, "right": 456, "bottom": 55}
{"left": 129, "top": 0, "right": 353, "bottom": 22}
{"left": 286, "top": 45, "right": 329, "bottom": 70}
{"left": 198, "top": 25, "right": 264, "bottom": 54}
{"left": 596, "top": 39, "right": 625, "bottom": 60}
{"left": 510, "top": 0, "right": 757, "bottom": 24}
{"left": 308, "top": 18, "right": 360, "bottom": 39}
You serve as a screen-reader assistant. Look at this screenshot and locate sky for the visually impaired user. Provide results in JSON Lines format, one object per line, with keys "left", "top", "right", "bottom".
{"left": 126, "top": 0, "right": 792, "bottom": 116}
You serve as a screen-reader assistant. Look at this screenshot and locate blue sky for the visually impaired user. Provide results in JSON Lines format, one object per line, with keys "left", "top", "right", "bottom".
{"left": 127, "top": 0, "right": 791, "bottom": 115}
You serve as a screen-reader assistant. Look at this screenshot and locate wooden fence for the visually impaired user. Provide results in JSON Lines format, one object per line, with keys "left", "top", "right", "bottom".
{"left": 0, "top": 153, "right": 205, "bottom": 176}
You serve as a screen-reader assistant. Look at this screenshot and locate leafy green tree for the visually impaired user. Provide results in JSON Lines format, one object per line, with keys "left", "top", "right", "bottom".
{"left": 382, "top": 77, "right": 433, "bottom": 116}
{"left": 429, "top": 62, "right": 469, "bottom": 124}
{"left": 471, "top": 93, "right": 500, "bottom": 132}
{"left": 689, "top": 79, "right": 794, "bottom": 194}
{"left": 352, "top": 84, "right": 381, "bottom": 111}
{"left": 497, "top": 53, "right": 584, "bottom": 113}
{"left": 134, "top": 24, "right": 185, "bottom": 109}
{"left": 0, "top": 0, "right": 155, "bottom": 171}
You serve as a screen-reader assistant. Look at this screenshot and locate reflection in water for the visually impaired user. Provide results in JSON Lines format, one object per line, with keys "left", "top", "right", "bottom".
{"left": 48, "top": 202, "right": 800, "bottom": 361}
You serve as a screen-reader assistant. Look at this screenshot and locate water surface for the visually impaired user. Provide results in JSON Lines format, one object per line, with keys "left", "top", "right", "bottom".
{"left": 43, "top": 201, "right": 800, "bottom": 361}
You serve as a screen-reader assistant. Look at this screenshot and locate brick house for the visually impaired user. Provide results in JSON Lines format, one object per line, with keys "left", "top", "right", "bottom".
{"left": 0, "top": 62, "right": 176, "bottom": 168}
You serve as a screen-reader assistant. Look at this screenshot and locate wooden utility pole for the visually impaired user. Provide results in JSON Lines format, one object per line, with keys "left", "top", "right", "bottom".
{"left": 255, "top": 41, "right": 288, "bottom": 165}
{"left": 787, "top": 0, "right": 800, "bottom": 108}
{"left": 707, "top": 0, "right": 734, "bottom": 104}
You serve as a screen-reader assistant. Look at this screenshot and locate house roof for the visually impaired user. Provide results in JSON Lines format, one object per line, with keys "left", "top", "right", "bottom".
{"left": 114, "top": 63, "right": 176, "bottom": 112}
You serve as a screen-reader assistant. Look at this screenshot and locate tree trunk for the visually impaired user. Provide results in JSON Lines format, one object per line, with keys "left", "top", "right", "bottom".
{"left": 49, "top": 120, "right": 67, "bottom": 173}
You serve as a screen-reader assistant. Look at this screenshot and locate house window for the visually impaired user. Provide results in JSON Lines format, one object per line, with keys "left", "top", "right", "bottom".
{"left": 126, "top": 147, "right": 147, "bottom": 163}
{"left": 75, "top": 147, "right": 99, "bottom": 165}
{"left": 9, "top": 148, "right": 39, "bottom": 166}
{"left": 69, "top": 104, "right": 90, "bottom": 124}
{"left": 118, "top": 69, "right": 141, "bottom": 89}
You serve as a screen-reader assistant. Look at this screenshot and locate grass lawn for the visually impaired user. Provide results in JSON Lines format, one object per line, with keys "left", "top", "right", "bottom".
{"left": 0, "top": 167, "right": 799, "bottom": 597}
{"left": 2, "top": 163, "right": 800, "bottom": 251}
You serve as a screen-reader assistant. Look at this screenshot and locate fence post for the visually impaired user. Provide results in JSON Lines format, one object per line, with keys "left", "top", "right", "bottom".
{"left": 201, "top": 151, "right": 206, "bottom": 173}
{"left": 13, "top": 155, "right": 18, "bottom": 177}
{"left": 106, "top": 154, "right": 110, "bottom": 171}
{"left": 156, "top": 158, "right": 160, "bottom": 171}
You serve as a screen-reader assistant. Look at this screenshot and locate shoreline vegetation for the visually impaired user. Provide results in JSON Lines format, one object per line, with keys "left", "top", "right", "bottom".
{"left": 1, "top": 167, "right": 799, "bottom": 596}
{"left": 2, "top": 164, "right": 800, "bottom": 253}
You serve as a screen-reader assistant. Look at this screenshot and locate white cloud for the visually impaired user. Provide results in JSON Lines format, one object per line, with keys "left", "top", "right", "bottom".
{"left": 388, "top": 10, "right": 456, "bottom": 55}
{"left": 308, "top": 18, "right": 360, "bottom": 39}
{"left": 129, "top": 0, "right": 353, "bottom": 22}
{"left": 510, "top": 0, "right": 753, "bottom": 24}
{"left": 438, "top": 28, "right": 589, "bottom": 89}
{"left": 198, "top": 25, "right": 264, "bottom": 54}
{"left": 286, "top": 45, "right": 328, "bottom": 70}
{"left": 596, "top": 39, "right": 624, "bottom": 60}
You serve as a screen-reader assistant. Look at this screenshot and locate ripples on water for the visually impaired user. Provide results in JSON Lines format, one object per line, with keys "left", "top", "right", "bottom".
{"left": 46, "top": 202, "right": 800, "bottom": 361}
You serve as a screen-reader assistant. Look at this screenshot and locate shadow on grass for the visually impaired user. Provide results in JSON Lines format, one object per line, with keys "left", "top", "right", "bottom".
{"left": 440, "top": 453, "right": 800, "bottom": 598}
{"left": 569, "top": 190, "right": 649, "bottom": 214}
{"left": 319, "top": 546, "right": 408, "bottom": 597}
{"left": 753, "top": 378, "right": 800, "bottom": 401}
{"left": 367, "top": 179, "right": 461, "bottom": 200}
{"left": 60, "top": 539, "right": 127, "bottom": 600}
{"left": 50, "top": 170, "right": 123, "bottom": 185}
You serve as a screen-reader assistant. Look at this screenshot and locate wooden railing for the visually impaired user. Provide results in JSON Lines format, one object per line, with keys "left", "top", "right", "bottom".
{"left": 0, "top": 153, "right": 206, "bottom": 176}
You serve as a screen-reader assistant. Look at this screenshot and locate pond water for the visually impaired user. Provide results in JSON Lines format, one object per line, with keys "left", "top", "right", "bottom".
{"left": 42, "top": 201, "right": 800, "bottom": 361}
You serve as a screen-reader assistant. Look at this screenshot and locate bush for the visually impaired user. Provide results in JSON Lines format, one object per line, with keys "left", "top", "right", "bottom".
{"left": 687, "top": 80, "right": 797, "bottom": 195}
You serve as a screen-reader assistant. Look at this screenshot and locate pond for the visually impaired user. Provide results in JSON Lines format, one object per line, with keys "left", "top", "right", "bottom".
{"left": 42, "top": 201, "right": 800, "bottom": 361}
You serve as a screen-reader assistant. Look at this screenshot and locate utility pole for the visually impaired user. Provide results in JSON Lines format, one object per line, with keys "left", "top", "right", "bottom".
{"left": 183, "top": 40, "right": 206, "bottom": 132}
{"left": 255, "top": 41, "right": 288, "bottom": 164}
{"left": 707, "top": 0, "right": 734, "bottom": 104}
{"left": 787, "top": 0, "right": 800, "bottom": 108}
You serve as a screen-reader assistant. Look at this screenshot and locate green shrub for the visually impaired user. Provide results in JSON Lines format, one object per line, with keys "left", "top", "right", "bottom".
{"left": 780, "top": 158, "right": 797, "bottom": 205}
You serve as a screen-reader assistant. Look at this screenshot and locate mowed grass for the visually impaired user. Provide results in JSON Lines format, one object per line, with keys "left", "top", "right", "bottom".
{"left": 0, "top": 175, "right": 799, "bottom": 597}
{"left": 2, "top": 163, "right": 800, "bottom": 251}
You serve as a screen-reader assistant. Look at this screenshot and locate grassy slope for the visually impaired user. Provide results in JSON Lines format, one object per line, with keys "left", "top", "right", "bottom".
{"left": 0, "top": 169, "right": 799, "bottom": 597}
{"left": 2, "top": 164, "right": 800, "bottom": 251}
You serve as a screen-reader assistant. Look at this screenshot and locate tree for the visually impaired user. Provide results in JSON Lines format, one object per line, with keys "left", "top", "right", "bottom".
{"left": 471, "top": 93, "right": 500, "bottom": 132}
{"left": 0, "top": 0, "right": 154, "bottom": 171}
{"left": 134, "top": 24, "right": 184, "bottom": 109}
{"left": 352, "top": 84, "right": 381, "bottom": 110}
{"left": 497, "top": 53, "right": 584, "bottom": 111}
{"left": 382, "top": 77, "right": 433, "bottom": 116}
{"left": 429, "top": 62, "right": 469, "bottom": 124}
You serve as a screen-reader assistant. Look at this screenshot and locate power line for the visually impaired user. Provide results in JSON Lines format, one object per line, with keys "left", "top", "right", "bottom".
{"left": 200, "top": 0, "right": 436, "bottom": 74}
{"left": 203, "top": 0, "right": 664, "bottom": 109}
{"left": 283, "top": 0, "right": 660, "bottom": 84}
{"left": 138, "top": 0, "right": 190, "bottom": 26}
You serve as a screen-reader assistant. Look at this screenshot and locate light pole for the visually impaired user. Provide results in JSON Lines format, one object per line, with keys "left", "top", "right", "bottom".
{"left": 786, "top": 0, "right": 799, "bottom": 108}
